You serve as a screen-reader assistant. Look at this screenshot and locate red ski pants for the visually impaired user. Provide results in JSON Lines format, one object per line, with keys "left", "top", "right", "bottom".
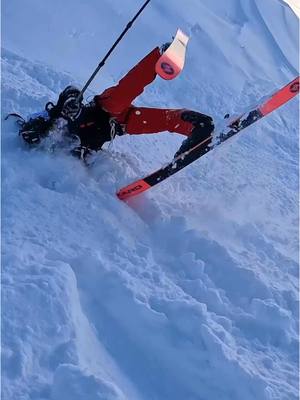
{"left": 95, "top": 48, "right": 197, "bottom": 137}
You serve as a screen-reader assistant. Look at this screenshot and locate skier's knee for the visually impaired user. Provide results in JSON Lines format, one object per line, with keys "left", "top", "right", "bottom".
{"left": 204, "top": 117, "right": 214, "bottom": 135}
{"left": 181, "top": 110, "right": 214, "bottom": 133}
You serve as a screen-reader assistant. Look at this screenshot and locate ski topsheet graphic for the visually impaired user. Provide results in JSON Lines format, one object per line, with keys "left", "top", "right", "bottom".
{"left": 117, "top": 76, "right": 299, "bottom": 201}
{"left": 155, "top": 29, "right": 189, "bottom": 80}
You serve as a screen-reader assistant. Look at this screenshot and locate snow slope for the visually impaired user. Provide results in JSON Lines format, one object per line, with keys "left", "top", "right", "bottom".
{"left": 1, "top": 1, "right": 299, "bottom": 399}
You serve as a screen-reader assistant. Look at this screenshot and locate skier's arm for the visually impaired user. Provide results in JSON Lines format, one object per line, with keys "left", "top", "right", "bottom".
{"left": 95, "top": 47, "right": 161, "bottom": 115}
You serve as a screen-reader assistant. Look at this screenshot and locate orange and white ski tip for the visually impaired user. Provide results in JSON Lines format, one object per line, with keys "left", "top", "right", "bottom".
{"left": 116, "top": 179, "right": 151, "bottom": 201}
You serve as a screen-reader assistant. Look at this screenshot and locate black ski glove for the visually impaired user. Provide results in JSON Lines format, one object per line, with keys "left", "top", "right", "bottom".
{"left": 61, "top": 97, "right": 82, "bottom": 121}
{"left": 45, "top": 86, "right": 83, "bottom": 121}
{"left": 21, "top": 129, "right": 42, "bottom": 145}
{"left": 20, "top": 117, "right": 53, "bottom": 145}
{"left": 51, "top": 86, "right": 83, "bottom": 121}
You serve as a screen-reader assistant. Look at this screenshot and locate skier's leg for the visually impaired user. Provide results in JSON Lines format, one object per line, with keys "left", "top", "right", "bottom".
{"left": 95, "top": 48, "right": 161, "bottom": 116}
{"left": 124, "top": 107, "right": 214, "bottom": 139}
{"left": 124, "top": 107, "right": 191, "bottom": 134}
{"left": 174, "top": 110, "right": 215, "bottom": 156}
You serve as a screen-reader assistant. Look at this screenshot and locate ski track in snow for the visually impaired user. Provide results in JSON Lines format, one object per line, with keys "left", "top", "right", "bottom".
{"left": 1, "top": 1, "right": 299, "bottom": 399}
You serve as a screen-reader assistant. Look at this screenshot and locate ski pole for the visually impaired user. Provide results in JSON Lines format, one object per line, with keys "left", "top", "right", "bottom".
{"left": 78, "top": 0, "right": 151, "bottom": 99}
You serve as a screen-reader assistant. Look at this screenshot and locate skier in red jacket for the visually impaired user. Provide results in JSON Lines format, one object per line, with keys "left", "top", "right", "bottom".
{"left": 21, "top": 46, "right": 214, "bottom": 159}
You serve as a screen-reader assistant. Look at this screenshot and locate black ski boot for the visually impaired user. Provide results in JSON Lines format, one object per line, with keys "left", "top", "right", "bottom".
{"left": 174, "top": 111, "right": 214, "bottom": 158}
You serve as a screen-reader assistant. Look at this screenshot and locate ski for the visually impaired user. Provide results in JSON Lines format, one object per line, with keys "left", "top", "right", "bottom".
{"left": 155, "top": 29, "right": 189, "bottom": 80}
{"left": 117, "top": 76, "right": 299, "bottom": 201}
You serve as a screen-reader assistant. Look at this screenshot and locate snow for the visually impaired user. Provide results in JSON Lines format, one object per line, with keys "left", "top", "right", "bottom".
{"left": 1, "top": 0, "right": 299, "bottom": 399}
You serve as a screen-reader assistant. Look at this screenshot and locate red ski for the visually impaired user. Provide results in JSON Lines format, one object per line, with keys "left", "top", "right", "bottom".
{"left": 117, "top": 76, "right": 299, "bottom": 201}
{"left": 155, "top": 29, "right": 189, "bottom": 80}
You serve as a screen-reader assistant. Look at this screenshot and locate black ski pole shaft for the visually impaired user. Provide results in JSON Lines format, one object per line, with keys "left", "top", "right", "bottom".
{"left": 79, "top": 0, "right": 151, "bottom": 98}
